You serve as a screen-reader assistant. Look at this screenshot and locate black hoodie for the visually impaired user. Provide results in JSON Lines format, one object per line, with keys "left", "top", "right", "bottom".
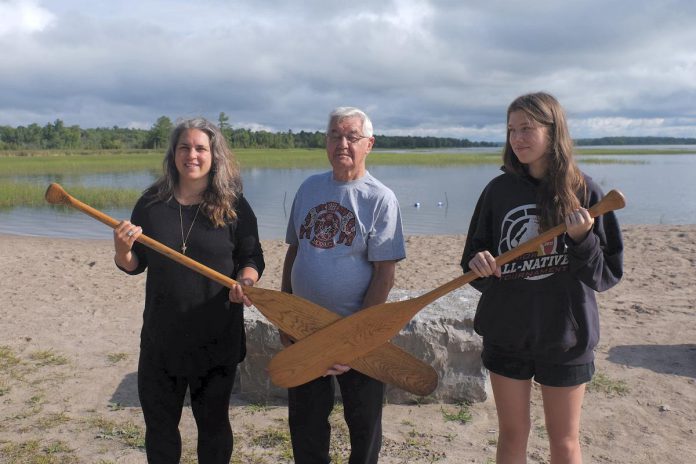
{"left": 461, "top": 170, "right": 623, "bottom": 365}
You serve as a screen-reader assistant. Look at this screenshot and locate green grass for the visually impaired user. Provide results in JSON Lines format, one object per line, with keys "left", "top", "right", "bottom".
{"left": 251, "top": 427, "right": 292, "bottom": 449}
{"left": 0, "top": 345, "right": 147, "bottom": 462}
{"left": 0, "top": 150, "right": 163, "bottom": 176}
{"left": 107, "top": 402, "right": 124, "bottom": 411}
{"left": 0, "top": 346, "right": 21, "bottom": 371}
{"left": 587, "top": 371, "right": 630, "bottom": 396}
{"left": 238, "top": 423, "right": 294, "bottom": 462}
{"left": 36, "top": 412, "right": 71, "bottom": 430}
{"left": 26, "top": 394, "right": 45, "bottom": 407}
{"left": 106, "top": 352, "right": 129, "bottom": 364}
{"left": 244, "top": 402, "right": 273, "bottom": 414}
{"left": 370, "top": 151, "right": 500, "bottom": 166}
{"left": 0, "top": 380, "right": 9, "bottom": 396}
{"left": 0, "top": 181, "right": 141, "bottom": 209}
{"left": 0, "top": 439, "right": 78, "bottom": 464}
{"left": 440, "top": 402, "right": 473, "bottom": 424}
{"left": 575, "top": 156, "right": 645, "bottom": 164}
{"left": 91, "top": 417, "right": 146, "bottom": 449}
{"left": 576, "top": 147, "right": 695, "bottom": 155}
{"left": 28, "top": 350, "right": 68, "bottom": 367}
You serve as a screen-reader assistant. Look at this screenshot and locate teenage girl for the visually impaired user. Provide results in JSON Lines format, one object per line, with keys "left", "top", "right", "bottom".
{"left": 461, "top": 92, "right": 623, "bottom": 463}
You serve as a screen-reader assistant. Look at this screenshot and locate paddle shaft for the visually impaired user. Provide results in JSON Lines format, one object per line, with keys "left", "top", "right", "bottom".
{"left": 418, "top": 188, "right": 626, "bottom": 305}
{"left": 267, "top": 189, "right": 626, "bottom": 388}
{"left": 45, "top": 183, "right": 439, "bottom": 395}
{"left": 45, "top": 183, "right": 247, "bottom": 291}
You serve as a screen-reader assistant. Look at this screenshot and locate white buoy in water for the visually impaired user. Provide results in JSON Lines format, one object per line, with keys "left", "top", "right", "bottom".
{"left": 414, "top": 202, "right": 421, "bottom": 207}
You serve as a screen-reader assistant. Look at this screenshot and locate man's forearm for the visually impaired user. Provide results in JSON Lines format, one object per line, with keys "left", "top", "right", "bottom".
{"left": 361, "top": 260, "right": 396, "bottom": 308}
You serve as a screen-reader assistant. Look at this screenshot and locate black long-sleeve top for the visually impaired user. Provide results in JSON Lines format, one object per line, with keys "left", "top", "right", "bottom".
{"left": 120, "top": 194, "right": 264, "bottom": 375}
{"left": 461, "top": 171, "right": 623, "bottom": 365}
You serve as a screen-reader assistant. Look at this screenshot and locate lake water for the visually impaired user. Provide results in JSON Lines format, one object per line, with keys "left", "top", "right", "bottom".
{"left": 1, "top": 152, "right": 695, "bottom": 240}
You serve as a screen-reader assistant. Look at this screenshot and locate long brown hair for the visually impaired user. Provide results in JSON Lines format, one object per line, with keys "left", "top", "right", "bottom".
{"left": 146, "top": 117, "right": 242, "bottom": 227}
{"left": 503, "top": 92, "right": 587, "bottom": 231}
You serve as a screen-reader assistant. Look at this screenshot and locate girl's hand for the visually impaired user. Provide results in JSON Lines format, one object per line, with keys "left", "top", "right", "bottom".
{"left": 565, "top": 208, "right": 594, "bottom": 243}
{"left": 468, "top": 250, "right": 501, "bottom": 278}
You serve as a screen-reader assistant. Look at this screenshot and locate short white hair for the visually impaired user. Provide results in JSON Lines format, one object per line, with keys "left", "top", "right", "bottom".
{"left": 327, "top": 107, "right": 373, "bottom": 137}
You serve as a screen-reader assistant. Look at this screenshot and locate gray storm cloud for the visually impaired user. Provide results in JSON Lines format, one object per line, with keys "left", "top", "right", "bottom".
{"left": 1, "top": 0, "right": 695, "bottom": 141}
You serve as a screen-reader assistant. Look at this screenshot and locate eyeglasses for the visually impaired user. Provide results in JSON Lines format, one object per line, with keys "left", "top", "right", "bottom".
{"left": 327, "top": 134, "right": 369, "bottom": 144}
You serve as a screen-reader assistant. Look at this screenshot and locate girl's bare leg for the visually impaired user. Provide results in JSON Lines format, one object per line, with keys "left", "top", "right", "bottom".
{"left": 490, "top": 372, "right": 533, "bottom": 464}
{"left": 541, "top": 383, "right": 586, "bottom": 464}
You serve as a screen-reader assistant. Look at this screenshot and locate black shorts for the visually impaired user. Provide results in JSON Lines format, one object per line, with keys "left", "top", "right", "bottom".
{"left": 482, "top": 350, "right": 595, "bottom": 387}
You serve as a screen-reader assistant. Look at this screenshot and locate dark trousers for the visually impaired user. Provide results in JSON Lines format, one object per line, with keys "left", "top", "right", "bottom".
{"left": 137, "top": 351, "right": 237, "bottom": 464}
{"left": 288, "top": 369, "right": 384, "bottom": 464}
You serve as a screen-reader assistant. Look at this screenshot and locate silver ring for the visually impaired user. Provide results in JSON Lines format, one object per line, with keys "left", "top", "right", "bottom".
{"left": 127, "top": 230, "right": 134, "bottom": 237}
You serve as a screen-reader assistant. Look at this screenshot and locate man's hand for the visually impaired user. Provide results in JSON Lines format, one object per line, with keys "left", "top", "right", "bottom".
{"left": 324, "top": 364, "right": 351, "bottom": 376}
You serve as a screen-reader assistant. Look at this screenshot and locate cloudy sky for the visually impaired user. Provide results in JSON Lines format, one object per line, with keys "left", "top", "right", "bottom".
{"left": 2, "top": 0, "right": 695, "bottom": 141}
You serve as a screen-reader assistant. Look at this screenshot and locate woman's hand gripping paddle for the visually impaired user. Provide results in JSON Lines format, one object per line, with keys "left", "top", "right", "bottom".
{"left": 267, "top": 189, "right": 626, "bottom": 388}
{"left": 44, "top": 183, "right": 438, "bottom": 396}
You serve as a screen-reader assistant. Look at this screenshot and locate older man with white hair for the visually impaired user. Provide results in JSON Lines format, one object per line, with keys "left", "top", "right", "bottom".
{"left": 280, "top": 107, "right": 406, "bottom": 464}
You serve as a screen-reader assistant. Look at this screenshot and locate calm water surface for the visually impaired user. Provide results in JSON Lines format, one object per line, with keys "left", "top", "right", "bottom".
{"left": 1, "top": 153, "right": 695, "bottom": 240}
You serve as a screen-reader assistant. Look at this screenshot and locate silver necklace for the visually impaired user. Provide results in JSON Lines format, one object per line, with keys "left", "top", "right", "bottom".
{"left": 179, "top": 202, "right": 201, "bottom": 254}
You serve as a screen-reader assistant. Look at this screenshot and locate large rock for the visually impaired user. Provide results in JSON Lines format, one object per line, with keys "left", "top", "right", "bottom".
{"left": 235, "top": 287, "right": 489, "bottom": 405}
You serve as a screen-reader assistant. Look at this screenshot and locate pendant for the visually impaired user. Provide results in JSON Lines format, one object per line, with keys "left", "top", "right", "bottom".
{"left": 181, "top": 244, "right": 187, "bottom": 254}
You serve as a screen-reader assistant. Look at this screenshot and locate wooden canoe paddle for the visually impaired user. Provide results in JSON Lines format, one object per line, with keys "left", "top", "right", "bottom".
{"left": 44, "top": 183, "right": 438, "bottom": 396}
{"left": 267, "top": 189, "right": 627, "bottom": 388}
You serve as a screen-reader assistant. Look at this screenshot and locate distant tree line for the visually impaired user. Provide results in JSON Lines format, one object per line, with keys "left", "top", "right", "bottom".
{"left": 0, "top": 113, "right": 497, "bottom": 151}
{"left": 1, "top": 114, "right": 693, "bottom": 151}
{"left": 574, "top": 136, "right": 696, "bottom": 146}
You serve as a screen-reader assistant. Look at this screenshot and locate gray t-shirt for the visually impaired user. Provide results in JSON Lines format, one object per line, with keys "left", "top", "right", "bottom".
{"left": 286, "top": 171, "right": 406, "bottom": 317}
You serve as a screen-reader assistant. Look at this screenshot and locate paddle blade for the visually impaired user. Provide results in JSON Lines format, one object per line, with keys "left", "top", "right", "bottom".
{"left": 350, "top": 344, "right": 438, "bottom": 396}
{"left": 267, "top": 295, "right": 430, "bottom": 388}
{"left": 245, "top": 286, "right": 339, "bottom": 341}
{"left": 247, "top": 288, "right": 438, "bottom": 396}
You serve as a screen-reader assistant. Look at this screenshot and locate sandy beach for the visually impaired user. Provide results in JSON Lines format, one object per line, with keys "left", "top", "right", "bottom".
{"left": 1, "top": 225, "right": 695, "bottom": 463}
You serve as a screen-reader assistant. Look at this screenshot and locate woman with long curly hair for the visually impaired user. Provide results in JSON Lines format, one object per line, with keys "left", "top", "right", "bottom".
{"left": 113, "top": 117, "right": 264, "bottom": 463}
